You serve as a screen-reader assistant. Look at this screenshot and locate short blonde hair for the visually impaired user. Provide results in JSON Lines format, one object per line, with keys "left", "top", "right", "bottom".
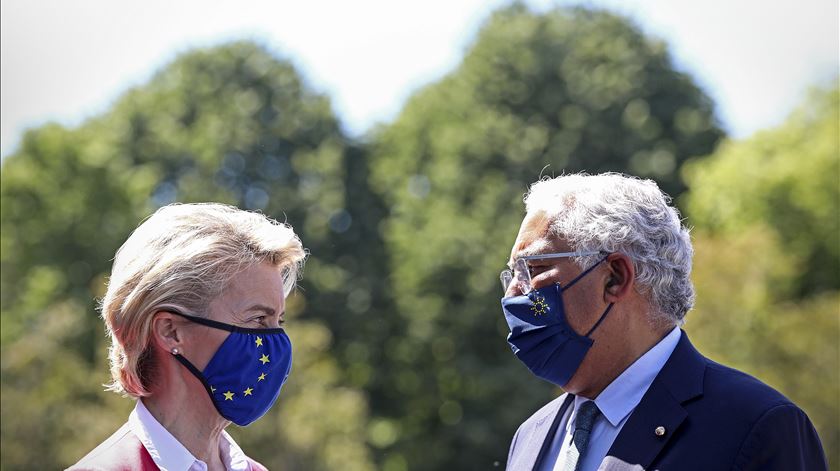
{"left": 101, "top": 203, "right": 306, "bottom": 397}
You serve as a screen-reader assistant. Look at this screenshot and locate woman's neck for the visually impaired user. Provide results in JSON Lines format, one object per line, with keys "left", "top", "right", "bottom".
{"left": 142, "top": 379, "right": 229, "bottom": 469}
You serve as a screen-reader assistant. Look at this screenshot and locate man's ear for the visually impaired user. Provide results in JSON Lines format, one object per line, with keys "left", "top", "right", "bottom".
{"left": 150, "top": 311, "right": 184, "bottom": 354}
{"left": 604, "top": 253, "right": 635, "bottom": 302}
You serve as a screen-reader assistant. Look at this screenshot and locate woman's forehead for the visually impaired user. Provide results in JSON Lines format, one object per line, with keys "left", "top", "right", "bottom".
{"left": 209, "top": 262, "right": 286, "bottom": 320}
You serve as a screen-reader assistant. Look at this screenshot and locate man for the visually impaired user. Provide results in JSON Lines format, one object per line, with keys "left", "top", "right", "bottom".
{"left": 500, "top": 173, "right": 827, "bottom": 471}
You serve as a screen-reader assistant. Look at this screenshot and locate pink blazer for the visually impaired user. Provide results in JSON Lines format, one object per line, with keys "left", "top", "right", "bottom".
{"left": 67, "top": 422, "right": 268, "bottom": 471}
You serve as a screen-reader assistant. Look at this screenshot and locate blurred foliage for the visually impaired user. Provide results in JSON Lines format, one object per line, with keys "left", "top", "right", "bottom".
{"left": 683, "top": 85, "right": 840, "bottom": 466}
{"left": 1, "top": 4, "right": 836, "bottom": 471}
{"left": 683, "top": 85, "right": 839, "bottom": 296}
{"left": 366, "top": 5, "right": 721, "bottom": 469}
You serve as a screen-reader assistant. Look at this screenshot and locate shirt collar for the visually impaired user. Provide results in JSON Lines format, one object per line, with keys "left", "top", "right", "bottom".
{"left": 579, "top": 326, "right": 681, "bottom": 427}
{"left": 129, "top": 399, "right": 250, "bottom": 471}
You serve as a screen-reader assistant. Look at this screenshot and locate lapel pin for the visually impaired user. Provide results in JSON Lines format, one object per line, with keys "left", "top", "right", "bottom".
{"left": 655, "top": 426, "right": 666, "bottom": 437}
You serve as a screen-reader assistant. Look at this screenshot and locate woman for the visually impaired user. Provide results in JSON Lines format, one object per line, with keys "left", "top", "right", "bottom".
{"left": 70, "top": 203, "right": 306, "bottom": 470}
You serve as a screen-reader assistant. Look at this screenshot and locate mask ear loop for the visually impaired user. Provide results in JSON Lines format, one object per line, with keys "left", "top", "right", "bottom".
{"left": 561, "top": 253, "right": 610, "bottom": 290}
{"left": 560, "top": 253, "right": 615, "bottom": 337}
{"left": 170, "top": 343, "right": 232, "bottom": 421}
{"left": 584, "top": 303, "right": 614, "bottom": 337}
{"left": 164, "top": 307, "right": 286, "bottom": 334}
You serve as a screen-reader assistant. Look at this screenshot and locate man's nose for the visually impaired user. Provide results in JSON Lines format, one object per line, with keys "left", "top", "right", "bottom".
{"left": 505, "top": 280, "right": 526, "bottom": 298}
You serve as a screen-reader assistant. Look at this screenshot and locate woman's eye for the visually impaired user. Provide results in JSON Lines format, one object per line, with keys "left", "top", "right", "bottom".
{"left": 253, "top": 316, "right": 284, "bottom": 327}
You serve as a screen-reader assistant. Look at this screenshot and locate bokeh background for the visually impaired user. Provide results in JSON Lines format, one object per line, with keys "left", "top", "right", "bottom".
{"left": 1, "top": 1, "right": 838, "bottom": 469}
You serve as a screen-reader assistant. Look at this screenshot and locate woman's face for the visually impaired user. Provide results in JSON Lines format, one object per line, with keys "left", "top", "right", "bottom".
{"left": 182, "top": 261, "right": 287, "bottom": 371}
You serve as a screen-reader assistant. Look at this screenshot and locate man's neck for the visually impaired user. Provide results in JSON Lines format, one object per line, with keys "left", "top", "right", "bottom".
{"left": 574, "top": 322, "right": 674, "bottom": 399}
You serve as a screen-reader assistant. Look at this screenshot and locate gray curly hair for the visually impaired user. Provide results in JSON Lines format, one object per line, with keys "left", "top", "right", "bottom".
{"left": 524, "top": 173, "right": 694, "bottom": 325}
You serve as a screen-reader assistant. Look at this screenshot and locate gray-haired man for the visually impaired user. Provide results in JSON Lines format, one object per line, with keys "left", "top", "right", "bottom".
{"left": 500, "top": 173, "right": 826, "bottom": 471}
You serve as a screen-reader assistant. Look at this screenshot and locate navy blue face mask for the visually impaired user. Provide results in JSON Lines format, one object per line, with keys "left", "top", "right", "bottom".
{"left": 166, "top": 309, "right": 293, "bottom": 426}
{"left": 500, "top": 256, "right": 613, "bottom": 387}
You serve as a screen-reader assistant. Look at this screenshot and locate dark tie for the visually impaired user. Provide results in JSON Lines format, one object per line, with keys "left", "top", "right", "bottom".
{"left": 563, "top": 401, "right": 601, "bottom": 471}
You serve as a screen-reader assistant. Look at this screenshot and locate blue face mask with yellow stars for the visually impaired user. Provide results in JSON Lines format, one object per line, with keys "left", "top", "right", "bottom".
{"left": 167, "top": 309, "right": 292, "bottom": 426}
{"left": 500, "top": 256, "right": 613, "bottom": 388}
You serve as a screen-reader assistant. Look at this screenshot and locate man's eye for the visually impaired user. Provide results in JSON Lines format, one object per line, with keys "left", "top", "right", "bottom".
{"left": 529, "top": 265, "right": 550, "bottom": 277}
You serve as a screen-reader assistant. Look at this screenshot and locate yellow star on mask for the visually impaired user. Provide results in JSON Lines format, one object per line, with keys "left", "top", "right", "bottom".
{"left": 244, "top": 387, "right": 253, "bottom": 396}
{"left": 210, "top": 386, "right": 216, "bottom": 393}
{"left": 258, "top": 373, "right": 266, "bottom": 381}
{"left": 255, "top": 336, "right": 263, "bottom": 347}
{"left": 259, "top": 354, "right": 270, "bottom": 364}
{"left": 223, "top": 391, "right": 235, "bottom": 401}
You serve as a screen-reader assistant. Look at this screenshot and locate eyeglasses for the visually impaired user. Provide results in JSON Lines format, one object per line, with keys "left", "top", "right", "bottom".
{"left": 500, "top": 251, "right": 602, "bottom": 294}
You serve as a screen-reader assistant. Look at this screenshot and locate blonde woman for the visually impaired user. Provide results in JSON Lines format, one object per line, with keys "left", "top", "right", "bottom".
{"left": 70, "top": 203, "right": 306, "bottom": 471}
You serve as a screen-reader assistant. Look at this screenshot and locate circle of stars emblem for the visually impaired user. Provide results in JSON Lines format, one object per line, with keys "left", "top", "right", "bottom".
{"left": 211, "top": 334, "right": 272, "bottom": 403}
{"left": 530, "top": 296, "right": 549, "bottom": 316}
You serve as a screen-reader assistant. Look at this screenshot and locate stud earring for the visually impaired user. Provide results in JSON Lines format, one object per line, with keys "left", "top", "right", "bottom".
{"left": 171, "top": 347, "right": 180, "bottom": 355}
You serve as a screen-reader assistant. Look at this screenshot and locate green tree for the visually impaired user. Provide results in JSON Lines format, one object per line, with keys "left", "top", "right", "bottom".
{"left": 683, "top": 85, "right": 840, "bottom": 296}
{"left": 683, "top": 82, "right": 840, "bottom": 467}
{"left": 1, "top": 42, "right": 376, "bottom": 470}
{"left": 366, "top": 5, "right": 722, "bottom": 469}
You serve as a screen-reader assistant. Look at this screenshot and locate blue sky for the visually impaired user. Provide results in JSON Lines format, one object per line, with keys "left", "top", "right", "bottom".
{"left": 2, "top": 0, "right": 837, "bottom": 157}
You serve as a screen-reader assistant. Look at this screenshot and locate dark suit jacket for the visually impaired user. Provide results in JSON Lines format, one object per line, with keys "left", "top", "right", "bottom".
{"left": 68, "top": 422, "right": 269, "bottom": 471}
{"left": 506, "top": 332, "right": 828, "bottom": 470}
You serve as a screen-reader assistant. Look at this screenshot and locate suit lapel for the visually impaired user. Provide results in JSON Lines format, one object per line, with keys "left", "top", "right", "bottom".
{"left": 604, "top": 331, "right": 706, "bottom": 469}
{"left": 532, "top": 394, "right": 575, "bottom": 470}
{"left": 604, "top": 382, "right": 687, "bottom": 468}
{"left": 513, "top": 394, "right": 574, "bottom": 471}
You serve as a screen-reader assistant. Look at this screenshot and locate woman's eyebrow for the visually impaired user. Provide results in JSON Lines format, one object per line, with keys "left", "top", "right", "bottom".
{"left": 243, "top": 304, "right": 276, "bottom": 316}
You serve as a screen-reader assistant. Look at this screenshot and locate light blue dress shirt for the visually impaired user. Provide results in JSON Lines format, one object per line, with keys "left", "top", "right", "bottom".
{"left": 539, "top": 327, "right": 682, "bottom": 471}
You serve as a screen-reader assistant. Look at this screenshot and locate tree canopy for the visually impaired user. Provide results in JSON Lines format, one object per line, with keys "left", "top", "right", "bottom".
{"left": 683, "top": 85, "right": 839, "bottom": 296}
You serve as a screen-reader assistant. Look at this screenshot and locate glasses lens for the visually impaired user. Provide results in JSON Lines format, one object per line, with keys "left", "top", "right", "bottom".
{"left": 514, "top": 259, "right": 532, "bottom": 294}
{"left": 500, "top": 270, "right": 513, "bottom": 293}
{"left": 500, "top": 260, "right": 533, "bottom": 295}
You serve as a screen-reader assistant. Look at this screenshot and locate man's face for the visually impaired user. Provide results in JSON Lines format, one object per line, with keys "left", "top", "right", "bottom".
{"left": 507, "top": 210, "right": 608, "bottom": 338}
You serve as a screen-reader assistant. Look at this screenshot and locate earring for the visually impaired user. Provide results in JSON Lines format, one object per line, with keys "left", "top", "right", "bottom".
{"left": 171, "top": 347, "right": 180, "bottom": 355}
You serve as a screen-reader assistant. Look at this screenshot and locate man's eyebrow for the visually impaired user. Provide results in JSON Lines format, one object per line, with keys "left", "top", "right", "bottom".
{"left": 513, "top": 246, "right": 551, "bottom": 260}
{"left": 515, "top": 249, "right": 541, "bottom": 258}
{"left": 513, "top": 239, "right": 551, "bottom": 258}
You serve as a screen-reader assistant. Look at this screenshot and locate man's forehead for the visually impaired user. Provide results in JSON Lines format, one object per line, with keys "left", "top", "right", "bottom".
{"left": 510, "top": 211, "right": 569, "bottom": 259}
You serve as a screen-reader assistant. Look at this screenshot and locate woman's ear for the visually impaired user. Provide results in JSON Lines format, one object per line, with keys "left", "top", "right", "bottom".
{"left": 150, "top": 311, "right": 184, "bottom": 354}
{"left": 604, "top": 253, "right": 635, "bottom": 302}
